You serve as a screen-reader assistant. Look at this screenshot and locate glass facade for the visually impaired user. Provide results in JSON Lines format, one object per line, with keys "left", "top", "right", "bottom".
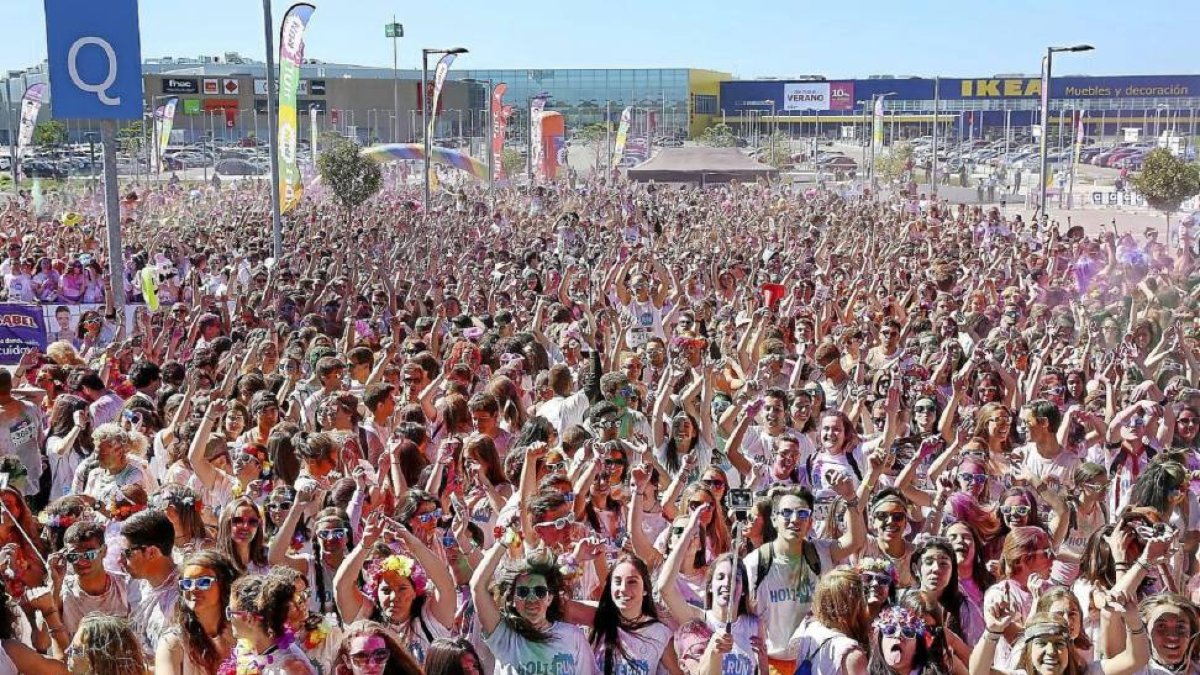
{"left": 454, "top": 68, "right": 693, "bottom": 138}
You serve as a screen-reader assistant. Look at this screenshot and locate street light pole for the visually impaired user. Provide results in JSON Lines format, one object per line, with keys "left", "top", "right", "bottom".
{"left": 261, "top": 0, "right": 285, "bottom": 259}
{"left": 386, "top": 19, "right": 404, "bottom": 143}
{"left": 1038, "top": 43, "right": 1094, "bottom": 220}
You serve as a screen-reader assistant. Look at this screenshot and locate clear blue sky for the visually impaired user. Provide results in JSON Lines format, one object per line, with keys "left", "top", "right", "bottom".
{"left": 7, "top": 0, "right": 1197, "bottom": 78}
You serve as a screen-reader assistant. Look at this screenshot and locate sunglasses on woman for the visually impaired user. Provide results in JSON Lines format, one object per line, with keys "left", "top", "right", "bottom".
{"left": 999, "top": 504, "right": 1030, "bottom": 517}
{"left": 350, "top": 648, "right": 391, "bottom": 666}
{"left": 702, "top": 478, "right": 726, "bottom": 489}
{"left": 317, "top": 528, "right": 348, "bottom": 541}
{"left": 777, "top": 507, "right": 812, "bottom": 522}
{"left": 179, "top": 576, "right": 216, "bottom": 592}
{"left": 879, "top": 622, "right": 922, "bottom": 639}
{"left": 415, "top": 509, "right": 442, "bottom": 524}
{"left": 267, "top": 501, "right": 293, "bottom": 512}
{"left": 514, "top": 584, "right": 550, "bottom": 600}
{"left": 958, "top": 473, "right": 988, "bottom": 486}
{"left": 231, "top": 516, "right": 260, "bottom": 528}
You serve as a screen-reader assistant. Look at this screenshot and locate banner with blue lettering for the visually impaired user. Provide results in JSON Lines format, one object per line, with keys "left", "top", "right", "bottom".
{"left": 0, "top": 304, "right": 47, "bottom": 365}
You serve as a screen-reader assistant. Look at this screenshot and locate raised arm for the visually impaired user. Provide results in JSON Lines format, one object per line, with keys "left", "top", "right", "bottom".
{"left": 653, "top": 506, "right": 706, "bottom": 626}
{"left": 470, "top": 540, "right": 508, "bottom": 636}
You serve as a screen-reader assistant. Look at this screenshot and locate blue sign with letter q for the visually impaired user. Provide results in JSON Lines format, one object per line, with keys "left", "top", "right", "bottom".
{"left": 43, "top": 0, "right": 144, "bottom": 120}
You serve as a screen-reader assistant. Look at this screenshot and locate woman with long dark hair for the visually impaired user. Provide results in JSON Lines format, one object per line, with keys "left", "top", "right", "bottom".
{"left": 866, "top": 606, "right": 946, "bottom": 675}
{"left": 470, "top": 543, "right": 593, "bottom": 675}
{"left": 575, "top": 555, "right": 680, "bottom": 675}
{"left": 334, "top": 511, "right": 456, "bottom": 666}
{"left": 155, "top": 550, "right": 239, "bottom": 674}
{"left": 911, "top": 537, "right": 966, "bottom": 641}
{"left": 45, "top": 394, "right": 93, "bottom": 501}
{"left": 217, "top": 495, "right": 270, "bottom": 575}
{"left": 424, "top": 638, "right": 485, "bottom": 675}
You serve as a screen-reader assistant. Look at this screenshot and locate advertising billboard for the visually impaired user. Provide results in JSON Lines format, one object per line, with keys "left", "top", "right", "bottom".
{"left": 829, "top": 82, "right": 854, "bottom": 110}
{"left": 783, "top": 83, "right": 829, "bottom": 111}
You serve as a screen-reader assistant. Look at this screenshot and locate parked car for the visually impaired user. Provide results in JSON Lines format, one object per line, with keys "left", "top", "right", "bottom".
{"left": 214, "top": 159, "right": 265, "bottom": 176}
{"left": 23, "top": 161, "right": 68, "bottom": 180}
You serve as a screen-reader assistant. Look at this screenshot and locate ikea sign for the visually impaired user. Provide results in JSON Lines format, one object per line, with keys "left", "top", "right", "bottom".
{"left": 959, "top": 78, "right": 1043, "bottom": 97}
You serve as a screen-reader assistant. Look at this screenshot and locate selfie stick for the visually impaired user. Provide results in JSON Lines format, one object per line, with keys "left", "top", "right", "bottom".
{"left": 726, "top": 517, "right": 745, "bottom": 632}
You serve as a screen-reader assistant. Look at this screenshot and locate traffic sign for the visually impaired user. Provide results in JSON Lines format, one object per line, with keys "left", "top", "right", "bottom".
{"left": 43, "top": 0, "right": 144, "bottom": 120}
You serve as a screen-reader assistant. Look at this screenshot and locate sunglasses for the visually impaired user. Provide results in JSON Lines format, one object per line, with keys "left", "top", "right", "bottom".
{"left": 862, "top": 572, "right": 893, "bottom": 588}
{"left": 544, "top": 461, "right": 567, "bottom": 473}
{"left": 64, "top": 548, "right": 101, "bottom": 564}
{"left": 872, "top": 511, "right": 907, "bottom": 525}
{"left": 535, "top": 516, "right": 572, "bottom": 530}
{"left": 603, "top": 458, "right": 627, "bottom": 468}
{"left": 225, "top": 606, "right": 254, "bottom": 621}
{"left": 317, "top": 528, "right": 348, "bottom": 541}
{"left": 702, "top": 478, "right": 726, "bottom": 489}
{"left": 914, "top": 404, "right": 937, "bottom": 414}
{"left": 120, "top": 544, "right": 147, "bottom": 560}
{"left": 593, "top": 418, "right": 619, "bottom": 430}
{"left": 350, "top": 648, "right": 391, "bottom": 667}
{"left": 514, "top": 585, "right": 551, "bottom": 600}
{"left": 416, "top": 509, "right": 442, "bottom": 524}
{"left": 777, "top": 507, "right": 812, "bottom": 522}
{"left": 959, "top": 473, "right": 988, "bottom": 486}
{"left": 879, "top": 622, "right": 922, "bottom": 639}
{"left": 179, "top": 576, "right": 216, "bottom": 592}
{"left": 688, "top": 500, "right": 710, "bottom": 511}
{"left": 999, "top": 504, "right": 1031, "bottom": 517}
{"left": 268, "top": 501, "right": 293, "bottom": 512}
{"left": 232, "top": 454, "right": 260, "bottom": 467}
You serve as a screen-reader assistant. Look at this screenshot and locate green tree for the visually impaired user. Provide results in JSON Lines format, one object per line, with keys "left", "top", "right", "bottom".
{"left": 32, "top": 120, "right": 68, "bottom": 147}
{"left": 574, "top": 122, "right": 609, "bottom": 171}
{"left": 317, "top": 138, "right": 382, "bottom": 212}
{"left": 874, "top": 141, "right": 915, "bottom": 182}
{"left": 117, "top": 121, "right": 145, "bottom": 154}
{"left": 698, "top": 123, "right": 738, "bottom": 148}
{"left": 1130, "top": 148, "right": 1200, "bottom": 228}
{"left": 501, "top": 147, "right": 524, "bottom": 177}
{"left": 758, "top": 131, "right": 793, "bottom": 169}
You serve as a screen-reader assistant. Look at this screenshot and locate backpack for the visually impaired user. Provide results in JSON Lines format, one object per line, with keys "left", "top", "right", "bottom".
{"left": 794, "top": 636, "right": 836, "bottom": 675}
{"left": 749, "top": 541, "right": 822, "bottom": 600}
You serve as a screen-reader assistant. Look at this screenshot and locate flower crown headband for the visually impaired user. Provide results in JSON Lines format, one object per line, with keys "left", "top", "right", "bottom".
{"left": 857, "top": 557, "right": 897, "bottom": 580}
{"left": 873, "top": 606, "right": 928, "bottom": 637}
{"left": 363, "top": 555, "right": 428, "bottom": 599}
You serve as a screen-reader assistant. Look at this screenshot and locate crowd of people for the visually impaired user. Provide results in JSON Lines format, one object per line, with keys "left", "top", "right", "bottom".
{"left": 0, "top": 174, "right": 1195, "bottom": 675}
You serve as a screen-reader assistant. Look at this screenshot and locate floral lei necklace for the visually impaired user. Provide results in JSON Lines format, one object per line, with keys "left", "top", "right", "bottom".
{"left": 217, "top": 629, "right": 296, "bottom": 675}
{"left": 300, "top": 617, "right": 331, "bottom": 652}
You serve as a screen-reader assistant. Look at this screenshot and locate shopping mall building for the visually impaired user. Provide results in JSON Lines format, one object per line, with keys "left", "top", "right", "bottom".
{"left": 1, "top": 55, "right": 1197, "bottom": 144}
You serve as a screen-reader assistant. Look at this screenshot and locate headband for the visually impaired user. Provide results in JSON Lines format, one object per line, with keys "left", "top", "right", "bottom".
{"left": 1024, "top": 621, "right": 1070, "bottom": 641}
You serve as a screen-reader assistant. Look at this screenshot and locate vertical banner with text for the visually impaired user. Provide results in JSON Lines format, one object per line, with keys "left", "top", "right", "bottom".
{"left": 309, "top": 104, "right": 320, "bottom": 168}
{"left": 490, "top": 83, "right": 509, "bottom": 180}
{"left": 277, "top": 2, "right": 315, "bottom": 214}
{"left": 426, "top": 53, "right": 458, "bottom": 143}
{"left": 611, "top": 106, "right": 632, "bottom": 168}
{"left": 153, "top": 97, "right": 178, "bottom": 172}
{"left": 872, "top": 97, "right": 885, "bottom": 147}
{"left": 16, "top": 84, "right": 47, "bottom": 168}
{"left": 530, "top": 93, "right": 549, "bottom": 180}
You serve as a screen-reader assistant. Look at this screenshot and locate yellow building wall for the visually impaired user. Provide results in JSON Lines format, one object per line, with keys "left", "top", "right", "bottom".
{"left": 688, "top": 69, "right": 731, "bottom": 138}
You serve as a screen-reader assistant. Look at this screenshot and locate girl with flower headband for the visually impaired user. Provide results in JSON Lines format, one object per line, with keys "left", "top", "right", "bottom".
{"left": 333, "top": 511, "right": 456, "bottom": 666}
{"left": 867, "top": 606, "right": 944, "bottom": 675}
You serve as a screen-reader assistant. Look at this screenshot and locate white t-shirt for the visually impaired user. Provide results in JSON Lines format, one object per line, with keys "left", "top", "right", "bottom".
{"left": 1019, "top": 443, "right": 1081, "bottom": 488}
{"left": 591, "top": 622, "right": 673, "bottom": 675}
{"left": 484, "top": 620, "right": 597, "bottom": 675}
{"left": 538, "top": 391, "right": 591, "bottom": 437}
{"left": 744, "top": 540, "right": 835, "bottom": 660}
